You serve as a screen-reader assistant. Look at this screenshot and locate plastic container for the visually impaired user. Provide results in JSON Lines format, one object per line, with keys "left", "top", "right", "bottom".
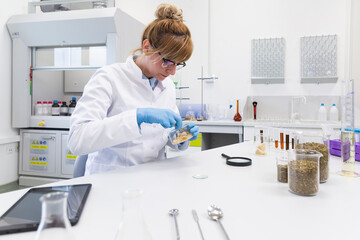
{"left": 318, "top": 103, "right": 327, "bottom": 121}
{"left": 35, "top": 101, "right": 43, "bottom": 116}
{"left": 295, "top": 133, "right": 329, "bottom": 183}
{"left": 47, "top": 101, "right": 53, "bottom": 116}
{"left": 329, "top": 104, "right": 339, "bottom": 121}
{"left": 168, "top": 124, "right": 193, "bottom": 144}
{"left": 288, "top": 149, "right": 322, "bottom": 196}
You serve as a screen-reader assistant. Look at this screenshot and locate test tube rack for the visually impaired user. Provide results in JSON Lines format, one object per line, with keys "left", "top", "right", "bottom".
{"left": 301, "top": 35, "right": 338, "bottom": 83}
{"left": 251, "top": 37, "right": 285, "bottom": 84}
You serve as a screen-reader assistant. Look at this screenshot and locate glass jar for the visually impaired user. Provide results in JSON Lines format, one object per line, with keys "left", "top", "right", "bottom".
{"left": 295, "top": 133, "right": 330, "bottom": 183}
{"left": 288, "top": 149, "right": 322, "bottom": 196}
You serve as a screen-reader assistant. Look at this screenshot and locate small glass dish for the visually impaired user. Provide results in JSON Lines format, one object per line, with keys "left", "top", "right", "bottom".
{"left": 168, "top": 124, "right": 193, "bottom": 144}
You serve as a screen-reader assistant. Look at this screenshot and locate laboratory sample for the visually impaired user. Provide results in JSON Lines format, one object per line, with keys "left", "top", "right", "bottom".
{"left": 288, "top": 149, "right": 322, "bottom": 196}
{"left": 51, "top": 100, "right": 60, "bottom": 116}
{"left": 295, "top": 133, "right": 329, "bottom": 183}
{"left": 286, "top": 134, "right": 290, "bottom": 150}
{"left": 168, "top": 124, "right": 193, "bottom": 144}
{"left": 68, "top": 97, "right": 77, "bottom": 116}
{"left": 35, "top": 101, "right": 43, "bottom": 116}
{"left": 233, "top": 99, "right": 242, "bottom": 122}
{"left": 60, "top": 101, "right": 69, "bottom": 116}
{"left": 35, "top": 192, "right": 75, "bottom": 240}
{"left": 42, "top": 101, "right": 49, "bottom": 115}
{"left": 280, "top": 132, "right": 284, "bottom": 150}
{"left": 277, "top": 151, "right": 288, "bottom": 183}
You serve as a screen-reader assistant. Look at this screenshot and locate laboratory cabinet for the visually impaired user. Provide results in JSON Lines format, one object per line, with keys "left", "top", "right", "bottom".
{"left": 19, "top": 129, "right": 75, "bottom": 186}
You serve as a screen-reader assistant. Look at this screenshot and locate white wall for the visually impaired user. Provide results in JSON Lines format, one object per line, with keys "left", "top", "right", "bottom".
{"left": 116, "top": 0, "right": 209, "bottom": 104}
{"left": 207, "top": 0, "right": 347, "bottom": 105}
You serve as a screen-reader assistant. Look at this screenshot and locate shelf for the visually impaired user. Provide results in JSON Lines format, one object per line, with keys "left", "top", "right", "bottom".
{"left": 176, "top": 98, "right": 190, "bottom": 100}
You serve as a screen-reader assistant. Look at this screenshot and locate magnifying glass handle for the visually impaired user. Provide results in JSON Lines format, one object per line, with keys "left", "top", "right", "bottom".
{"left": 221, "top": 153, "right": 231, "bottom": 159}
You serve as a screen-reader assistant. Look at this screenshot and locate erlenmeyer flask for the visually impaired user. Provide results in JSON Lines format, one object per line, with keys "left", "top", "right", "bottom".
{"left": 114, "top": 189, "right": 152, "bottom": 240}
{"left": 35, "top": 192, "right": 75, "bottom": 240}
{"left": 233, "top": 99, "right": 242, "bottom": 122}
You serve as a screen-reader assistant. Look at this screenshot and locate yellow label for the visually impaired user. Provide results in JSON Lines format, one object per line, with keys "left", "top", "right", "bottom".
{"left": 66, "top": 155, "right": 77, "bottom": 159}
{"left": 30, "top": 145, "right": 48, "bottom": 149}
{"left": 30, "top": 161, "right": 48, "bottom": 166}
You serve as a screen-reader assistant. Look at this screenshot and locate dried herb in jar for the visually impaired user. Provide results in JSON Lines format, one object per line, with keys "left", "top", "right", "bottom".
{"left": 277, "top": 164, "right": 288, "bottom": 183}
{"left": 296, "top": 142, "right": 329, "bottom": 183}
{"left": 289, "top": 159, "right": 319, "bottom": 195}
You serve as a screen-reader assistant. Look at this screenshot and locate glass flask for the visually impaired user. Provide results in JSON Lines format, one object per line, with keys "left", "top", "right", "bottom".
{"left": 295, "top": 133, "right": 329, "bottom": 183}
{"left": 35, "top": 192, "right": 75, "bottom": 240}
{"left": 114, "top": 189, "right": 152, "bottom": 240}
{"left": 233, "top": 99, "right": 242, "bottom": 122}
{"left": 288, "top": 149, "right": 322, "bottom": 196}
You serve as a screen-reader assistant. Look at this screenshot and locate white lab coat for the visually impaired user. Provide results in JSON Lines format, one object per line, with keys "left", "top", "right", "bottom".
{"left": 68, "top": 56, "right": 188, "bottom": 175}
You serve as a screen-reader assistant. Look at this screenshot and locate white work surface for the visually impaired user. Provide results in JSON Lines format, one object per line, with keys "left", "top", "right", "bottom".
{"left": 1, "top": 142, "right": 359, "bottom": 240}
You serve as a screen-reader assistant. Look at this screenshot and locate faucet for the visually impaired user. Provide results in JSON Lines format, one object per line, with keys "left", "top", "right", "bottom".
{"left": 291, "top": 96, "right": 307, "bottom": 122}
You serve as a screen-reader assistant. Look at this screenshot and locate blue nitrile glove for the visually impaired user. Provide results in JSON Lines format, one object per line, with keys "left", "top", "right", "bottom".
{"left": 137, "top": 108, "right": 182, "bottom": 129}
{"left": 187, "top": 122, "right": 200, "bottom": 141}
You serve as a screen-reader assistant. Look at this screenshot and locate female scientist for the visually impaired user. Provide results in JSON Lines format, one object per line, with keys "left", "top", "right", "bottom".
{"left": 68, "top": 4, "right": 199, "bottom": 175}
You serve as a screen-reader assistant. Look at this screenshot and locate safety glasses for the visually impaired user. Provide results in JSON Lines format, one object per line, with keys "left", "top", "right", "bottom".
{"left": 159, "top": 53, "right": 186, "bottom": 70}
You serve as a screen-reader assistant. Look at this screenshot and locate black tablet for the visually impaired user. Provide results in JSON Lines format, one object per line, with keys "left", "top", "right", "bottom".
{"left": 0, "top": 183, "right": 92, "bottom": 235}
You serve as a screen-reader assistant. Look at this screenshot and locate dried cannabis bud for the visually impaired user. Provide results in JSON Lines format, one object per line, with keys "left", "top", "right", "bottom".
{"left": 296, "top": 142, "right": 329, "bottom": 183}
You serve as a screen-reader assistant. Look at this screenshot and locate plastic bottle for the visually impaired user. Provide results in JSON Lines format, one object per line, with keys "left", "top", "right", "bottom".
{"left": 35, "top": 101, "right": 43, "bottom": 116}
{"left": 42, "top": 101, "right": 49, "bottom": 116}
{"left": 52, "top": 100, "right": 60, "bottom": 116}
{"left": 318, "top": 103, "right": 327, "bottom": 121}
{"left": 60, "top": 101, "right": 69, "bottom": 116}
{"left": 47, "top": 101, "right": 53, "bottom": 116}
{"left": 329, "top": 104, "right": 339, "bottom": 122}
{"left": 68, "top": 97, "right": 77, "bottom": 116}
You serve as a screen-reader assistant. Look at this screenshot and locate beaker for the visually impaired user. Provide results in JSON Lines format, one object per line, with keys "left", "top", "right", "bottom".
{"left": 288, "top": 149, "right": 322, "bottom": 196}
{"left": 114, "top": 189, "right": 152, "bottom": 240}
{"left": 35, "top": 192, "right": 75, "bottom": 240}
{"left": 295, "top": 133, "right": 329, "bottom": 183}
{"left": 277, "top": 150, "right": 288, "bottom": 183}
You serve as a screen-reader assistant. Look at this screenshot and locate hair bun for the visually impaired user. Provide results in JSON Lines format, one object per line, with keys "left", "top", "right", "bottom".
{"left": 155, "top": 4, "right": 183, "bottom": 22}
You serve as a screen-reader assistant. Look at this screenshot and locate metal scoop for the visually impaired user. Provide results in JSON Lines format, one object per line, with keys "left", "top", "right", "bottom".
{"left": 169, "top": 209, "right": 180, "bottom": 240}
{"left": 207, "top": 205, "right": 230, "bottom": 240}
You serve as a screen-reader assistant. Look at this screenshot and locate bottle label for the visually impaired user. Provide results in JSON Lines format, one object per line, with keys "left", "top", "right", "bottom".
{"left": 60, "top": 107, "right": 69, "bottom": 116}
{"left": 52, "top": 107, "right": 60, "bottom": 116}
{"left": 69, "top": 107, "right": 75, "bottom": 115}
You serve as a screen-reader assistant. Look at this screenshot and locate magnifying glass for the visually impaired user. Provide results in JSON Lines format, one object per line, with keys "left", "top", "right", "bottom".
{"left": 221, "top": 153, "right": 252, "bottom": 167}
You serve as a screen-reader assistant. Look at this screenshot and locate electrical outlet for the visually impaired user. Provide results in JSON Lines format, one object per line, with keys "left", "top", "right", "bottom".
{"left": 6, "top": 145, "right": 15, "bottom": 154}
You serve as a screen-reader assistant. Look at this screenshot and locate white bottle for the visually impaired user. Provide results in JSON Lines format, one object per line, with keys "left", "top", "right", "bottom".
{"left": 47, "top": 101, "right": 53, "bottom": 116}
{"left": 42, "top": 101, "right": 49, "bottom": 116}
{"left": 329, "top": 104, "right": 339, "bottom": 122}
{"left": 35, "top": 101, "right": 43, "bottom": 116}
{"left": 318, "top": 103, "right": 327, "bottom": 121}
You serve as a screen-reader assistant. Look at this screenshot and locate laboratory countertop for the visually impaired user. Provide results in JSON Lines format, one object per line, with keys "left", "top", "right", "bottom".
{"left": 242, "top": 119, "right": 341, "bottom": 128}
{"left": 1, "top": 142, "right": 359, "bottom": 239}
{"left": 186, "top": 119, "right": 341, "bottom": 129}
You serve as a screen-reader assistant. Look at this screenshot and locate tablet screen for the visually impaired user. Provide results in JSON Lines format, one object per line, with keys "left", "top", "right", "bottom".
{"left": 0, "top": 184, "right": 91, "bottom": 235}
